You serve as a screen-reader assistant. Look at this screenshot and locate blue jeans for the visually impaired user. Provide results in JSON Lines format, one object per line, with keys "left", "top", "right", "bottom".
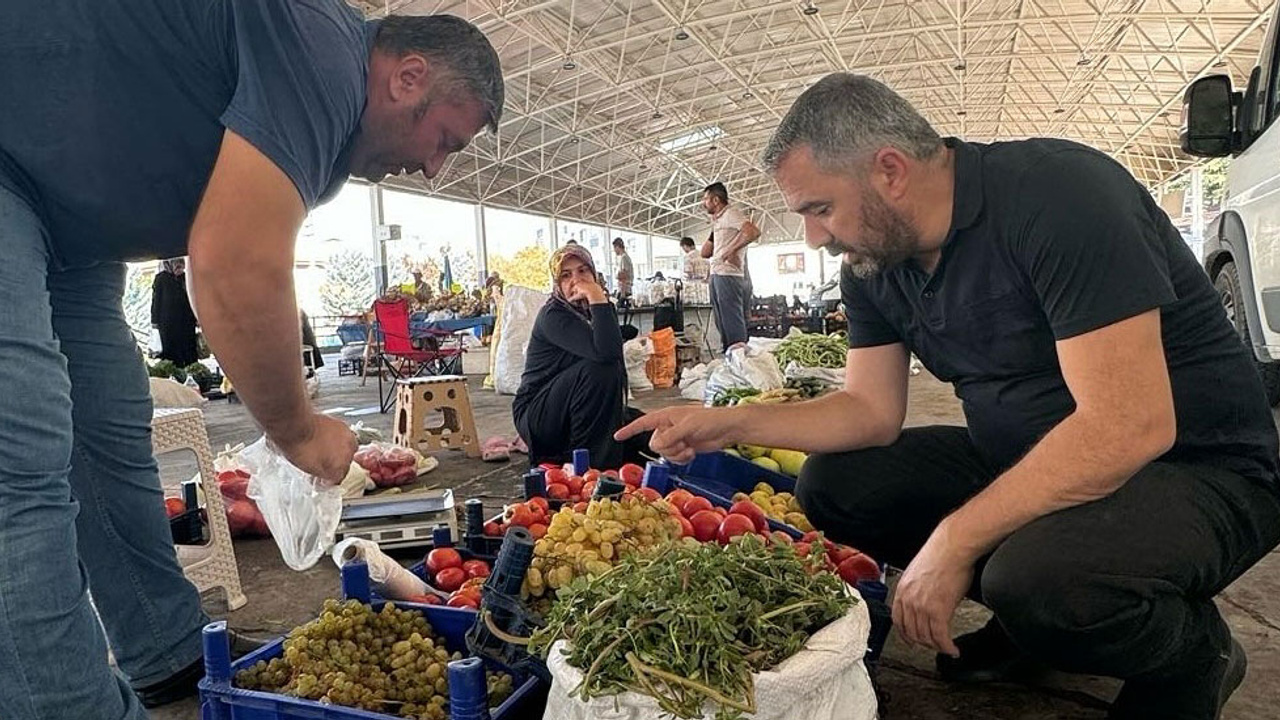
{"left": 709, "top": 274, "right": 750, "bottom": 350}
{"left": 0, "top": 185, "right": 207, "bottom": 719}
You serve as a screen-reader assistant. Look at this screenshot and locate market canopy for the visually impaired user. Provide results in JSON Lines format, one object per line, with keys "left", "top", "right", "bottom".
{"left": 354, "top": 0, "right": 1274, "bottom": 241}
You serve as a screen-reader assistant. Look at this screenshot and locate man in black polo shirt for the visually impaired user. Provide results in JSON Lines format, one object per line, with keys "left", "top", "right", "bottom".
{"left": 617, "top": 73, "right": 1280, "bottom": 719}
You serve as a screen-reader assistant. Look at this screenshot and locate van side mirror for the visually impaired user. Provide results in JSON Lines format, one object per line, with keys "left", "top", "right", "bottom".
{"left": 1180, "top": 75, "right": 1237, "bottom": 158}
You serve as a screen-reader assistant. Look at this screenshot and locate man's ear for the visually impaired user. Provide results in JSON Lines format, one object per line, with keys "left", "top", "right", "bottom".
{"left": 389, "top": 54, "right": 430, "bottom": 103}
{"left": 870, "top": 147, "right": 911, "bottom": 201}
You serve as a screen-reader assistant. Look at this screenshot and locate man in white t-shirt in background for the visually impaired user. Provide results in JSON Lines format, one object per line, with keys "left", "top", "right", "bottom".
{"left": 701, "top": 182, "right": 760, "bottom": 350}
{"left": 680, "top": 236, "right": 710, "bottom": 280}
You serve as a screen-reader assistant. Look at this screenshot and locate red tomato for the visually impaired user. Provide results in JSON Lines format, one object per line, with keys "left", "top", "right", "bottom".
{"left": 711, "top": 507, "right": 728, "bottom": 520}
{"left": 793, "top": 541, "right": 813, "bottom": 558}
{"left": 447, "top": 594, "right": 480, "bottom": 609}
{"left": 405, "top": 594, "right": 443, "bottom": 605}
{"left": 636, "top": 487, "right": 663, "bottom": 503}
{"left": 483, "top": 521, "right": 503, "bottom": 537}
{"left": 837, "top": 554, "right": 881, "bottom": 585}
{"left": 618, "top": 463, "right": 644, "bottom": 488}
{"left": 677, "top": 515, "right": 695, "bottom": 538}
{"left": 463, "top": 560, "right": 491, "bottom": 580}
{"left": 460, "top": 577, "right": 486, "bottom": 592}
{"left": 581, "top": 481, "right": 597, "bottom": 499}
{"left": 425, "top": 548, "right": 463, "bottom": 576}
{"left": 572, "top": 501, "right": 589, "bottom": 514}
{"left": 527, "top": 496, "right": 550, "bottom": 514}
{"left": 770, "top": 531, "right": 795, "bottom": 546}
{"left": 681, "top": 496, "right": 714, "bottom": 517}
{"left": 164, "top": 497, "right": 187, "bottom": 519}
{"left": 545, "top": 468, "right": 568, "bottom": 486}
{"left": 528, "top": 523, "right": 548, "bottom": 540}
{"left": 434, "top": 567, "right": 467, "bottom": 593}
{"left": 566, "top": 475, "right": 585, "bottom": 496}
{"left": 688, "top": 511, "right": 722, "bottom": 543}
{"left": 665, "top": 489, "right": 694, "bottom": 508}
{"left": 546, "top": 483, "right": 570, "bottom": 500}
{"left": 801, "top": 531, "right": 824, "bottom": 545}
{"left": 717, "top": 514, "right": 757, "bottom": 545}
{"left": 728, "top": 500, "right": 769, "bottom": 533}
{"left": 583, "top": 469, "right": 602, "bottom": 483}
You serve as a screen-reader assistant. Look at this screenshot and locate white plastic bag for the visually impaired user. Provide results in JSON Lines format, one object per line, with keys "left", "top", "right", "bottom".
{"left": 783, "top": 361, "right": 845, "bottom": 387}
{"left": 242, "top": 436, "right": 343, "bottom": 571}
{"left": 703, "top": 345, "right": 785, "bottom": 405}
{"left": 149, "top": 377, "right": 206, "bottom": 408}
{"left": 493, "top": 286, "right": 549, "bottom": 395}
{"left": 542, "top": 589, "right": 876, "bottom": 720}
{"left": 623, "top": 337, "right": 654, "bottom": 392}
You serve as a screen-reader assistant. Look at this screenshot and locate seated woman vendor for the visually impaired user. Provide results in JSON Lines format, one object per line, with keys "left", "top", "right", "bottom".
{"left": 513, "top": 246, "right": 645, "bottom": 468}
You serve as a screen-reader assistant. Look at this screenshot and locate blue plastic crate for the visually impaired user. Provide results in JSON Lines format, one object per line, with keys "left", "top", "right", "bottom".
{"left": 670, "top": 451, "right": 805, "bottom": 538}
{"left": 198, "top": 564, "right": 544, "bottom": 720}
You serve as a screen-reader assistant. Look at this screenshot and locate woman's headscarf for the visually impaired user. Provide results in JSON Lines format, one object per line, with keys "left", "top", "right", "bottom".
{"left": 548, "top": 244, "right": 598, "bottom": 320}
{"left": 161, "top": 258, "right": 185, "bottom": 275}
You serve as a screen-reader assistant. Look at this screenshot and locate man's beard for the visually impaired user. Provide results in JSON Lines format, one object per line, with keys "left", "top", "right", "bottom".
{"left": 840, "top": 188, "right": 921, "bottom": 279}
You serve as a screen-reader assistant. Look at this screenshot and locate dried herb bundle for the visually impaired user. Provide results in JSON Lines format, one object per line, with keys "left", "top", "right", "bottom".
{"left": 529, "top": 536, "right": 855, "bottom": 719}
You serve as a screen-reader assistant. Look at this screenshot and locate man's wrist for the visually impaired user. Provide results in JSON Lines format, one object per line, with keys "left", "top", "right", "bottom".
{"left": 934, "top": 513, "right": 986, "bottom": 564}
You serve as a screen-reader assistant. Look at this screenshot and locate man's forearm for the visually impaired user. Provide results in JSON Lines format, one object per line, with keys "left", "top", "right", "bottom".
{"left": 700, "top": 240, "right": 714, "bottom": 259}
{"left": 727, "top": 390, "right": 900, "bottom": 454}
{"left": 190, "top": 258, "right": 312, "bottom": 446}
{"left": 941, "top": 409, "right": 1172, "bottom": 561}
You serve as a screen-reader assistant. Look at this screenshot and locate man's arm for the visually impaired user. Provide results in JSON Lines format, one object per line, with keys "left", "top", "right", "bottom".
{"left": 700, "top": 235, "right": 715, "bottom": 259}
{"left": 187, "top": 130, "right": 356, "bottom": 482}
{"left": 723, "top": 219, "right": 761, "bottom": 257}
{"left": 894, "top": 309, "right": 1175, "bottom": 653}
{"left": 615, "top": 342, "right": 910, "bottom": 462}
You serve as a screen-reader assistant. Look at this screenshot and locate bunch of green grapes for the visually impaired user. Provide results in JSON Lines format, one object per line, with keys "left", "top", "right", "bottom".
{"left": 235, "top": 600, "right": 514, "bottom": 719}
{"left": 523, "top": 496, "right": 683, "bottom": 598}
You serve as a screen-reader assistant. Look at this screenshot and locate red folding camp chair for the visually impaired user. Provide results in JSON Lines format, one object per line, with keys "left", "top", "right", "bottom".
{"left": 371, "top": 298, "right": 464, "bottom": 412}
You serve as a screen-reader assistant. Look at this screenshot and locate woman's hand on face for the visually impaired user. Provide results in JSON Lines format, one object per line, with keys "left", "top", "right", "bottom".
{"left": 571, "top": 279, "right": 609, "bottom": 305}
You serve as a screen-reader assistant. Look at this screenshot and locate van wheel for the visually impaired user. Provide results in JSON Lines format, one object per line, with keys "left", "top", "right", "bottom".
{"left": 1216, "top": 260, "right": 1280, "bottom": 406}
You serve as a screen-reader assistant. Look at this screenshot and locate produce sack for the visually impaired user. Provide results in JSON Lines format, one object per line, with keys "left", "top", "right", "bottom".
{"left": 492, "top": 285, "right": 548, "bottom": 395}
{"left": 242, "top": 436, "right": 342, "bottom": 571}
{"left": 703, "top": 345, "right": 785, "bottom": 405}
{"left": 623, "top": 337, "right": 655, "bottom": 392}
{"left": 645, "top": 327, "right": 677, "bottom": 389}
{"left": 542, "top": 588, "right": 876, "bottom": 720}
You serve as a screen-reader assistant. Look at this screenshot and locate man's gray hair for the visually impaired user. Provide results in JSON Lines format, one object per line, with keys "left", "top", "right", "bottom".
{"left": 761, "top": 73, "right": 942, "bottom": 174}
{"left": 375, "top": 15, "right": 505, "bottom": 133}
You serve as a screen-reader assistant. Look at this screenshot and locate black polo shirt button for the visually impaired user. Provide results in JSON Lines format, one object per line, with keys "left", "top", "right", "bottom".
{"left": 923, "top": 290, "right": 935, "bottom": 299}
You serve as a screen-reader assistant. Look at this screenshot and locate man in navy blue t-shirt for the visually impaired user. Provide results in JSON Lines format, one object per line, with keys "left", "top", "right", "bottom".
{"left": 0, "top": 2, "right": 502, "bottom": 717}
{"left": 620, "top": 74, "right": 1280, "bottom": 719}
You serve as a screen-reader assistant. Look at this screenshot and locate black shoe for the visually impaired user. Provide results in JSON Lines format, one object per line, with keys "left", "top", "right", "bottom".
{"left": 134, "top": 629, "right": 268, "bottom": 708}
{"left": 1108, "top": 635, "right": 1247, "bottom": 720}
{"left": 1216, "top": 638, "right": 1247, "bottom": 720}
{"left": 936, "top": 619, "right": 1040, "bottom": 684}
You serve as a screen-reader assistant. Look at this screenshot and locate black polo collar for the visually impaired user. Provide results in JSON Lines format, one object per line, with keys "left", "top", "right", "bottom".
{"left": 946, "top": 137, "right": 984, "bottom": 234}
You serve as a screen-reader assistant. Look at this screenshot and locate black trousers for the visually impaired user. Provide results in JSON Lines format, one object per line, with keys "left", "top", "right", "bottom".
{"left": 515, "top": 360, "right": 650, "bottom": 470}
{"left": 796, "top": 426, "right": 1280, "bottom": 719}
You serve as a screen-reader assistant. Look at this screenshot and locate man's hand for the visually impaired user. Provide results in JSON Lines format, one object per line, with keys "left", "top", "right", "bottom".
{"left": 892, "top": 522, "right": 971, "bottom": 657}
{"left": 277, "top": 413, "right": 359, "bottom": 485}
{"left": 615, "top": 406, "right": 740, "bottom": 463}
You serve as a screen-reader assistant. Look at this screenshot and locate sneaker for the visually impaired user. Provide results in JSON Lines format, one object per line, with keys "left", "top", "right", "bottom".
{"left": 936, "top": 619, "right": 1042, "bottom": 684}
{"left": 134, "top": 629, "right": 268, "bottom": 708}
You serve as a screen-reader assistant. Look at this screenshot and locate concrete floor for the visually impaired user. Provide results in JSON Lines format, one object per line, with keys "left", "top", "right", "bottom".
{"left": 151, "top": 351, "right": 1280, "bottom": 720}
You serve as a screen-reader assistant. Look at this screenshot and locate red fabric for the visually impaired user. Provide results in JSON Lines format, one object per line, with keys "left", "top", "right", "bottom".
{"left": 372, "top": 298, "right": 464, "bottom": 365}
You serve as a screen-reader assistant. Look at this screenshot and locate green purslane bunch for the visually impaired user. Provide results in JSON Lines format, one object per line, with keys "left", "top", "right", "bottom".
{"left": 773, "top": 332, "right": 848, "bottom": 369}
{"left": 529, "top": 536, "right": 855, "bottom": 720}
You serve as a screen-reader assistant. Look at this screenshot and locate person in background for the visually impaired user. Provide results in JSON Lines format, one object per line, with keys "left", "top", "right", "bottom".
{"left": 701, "top": 182, "right": 760, "bottom": 351}
{"left": 681, "top": 236, "right": 710, "bottom": 280}
{"left": 299, "top": 310, "right": 324, "bottom": 373}
{"left": 0, "top": 4, "right": 503, "bottom": 717}
{"left": 512, "top": 246, "right": 648, "bottom": 469}
{"left": 411, "top": 270, "right": 433, "bottom": 303}
{"left": 150, "top": 258, "right": 199, "bottom": 367}
{"left": 613, "top": 237, "right": 634, "bottom": 299}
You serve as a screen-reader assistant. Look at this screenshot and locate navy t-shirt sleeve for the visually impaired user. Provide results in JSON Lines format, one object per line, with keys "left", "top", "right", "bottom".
{"left": 840, "top": 261, "right": 902, "bottom": 348}
{"left": 1014, "top": 149, "right": 1177, "bottom": 340}
{"left": 220, "top": 0, "right": 367, "bottom": 207}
